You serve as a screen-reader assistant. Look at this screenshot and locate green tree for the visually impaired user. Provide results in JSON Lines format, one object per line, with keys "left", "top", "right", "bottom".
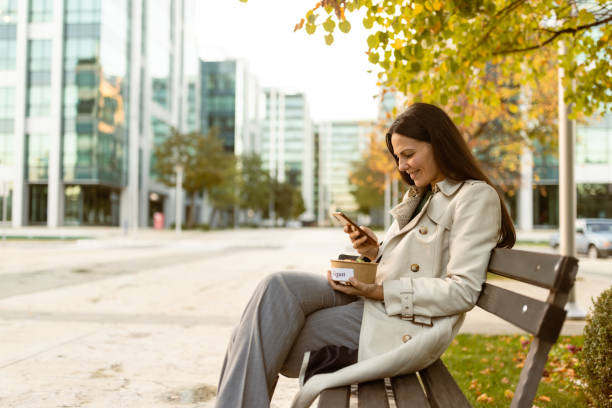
{"left": 208, "top": 160, "right": 239, "bottom": 228}
{"left": 238, "top": 153, "right": 273, "bottom": 216}
{"left": 153, "top": 128, "right": 234, "bottom": 228}
{"left": 272, "top": 181, "right": 306, "bottom": 224}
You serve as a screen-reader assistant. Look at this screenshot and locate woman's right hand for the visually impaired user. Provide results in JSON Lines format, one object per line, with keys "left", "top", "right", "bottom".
{"left": 344, "top": 225, "right": 379, "bottom": 261}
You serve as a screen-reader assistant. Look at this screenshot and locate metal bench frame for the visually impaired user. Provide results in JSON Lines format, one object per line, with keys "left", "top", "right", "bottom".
{"left": 317, "top": 248, "right": 579, "bottom": 408}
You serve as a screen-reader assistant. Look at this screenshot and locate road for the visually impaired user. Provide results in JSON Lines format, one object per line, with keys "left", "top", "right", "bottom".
{"left": 0, "top": 228, "right": 609, "bottom": 407}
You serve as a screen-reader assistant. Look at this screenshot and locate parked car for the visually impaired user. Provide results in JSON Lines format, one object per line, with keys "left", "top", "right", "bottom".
{"left": 549, "top": 218, "right": 612, "bottom": 258}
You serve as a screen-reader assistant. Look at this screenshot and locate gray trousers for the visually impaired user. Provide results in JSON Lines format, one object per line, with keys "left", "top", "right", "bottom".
{"left": 215, "top": 271, "right": 363, "bottom": 408}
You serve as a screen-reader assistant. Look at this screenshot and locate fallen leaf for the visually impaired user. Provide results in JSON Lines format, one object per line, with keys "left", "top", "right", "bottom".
{"left": 501, "top": 377, "right": 509, "bottom": 384}
{"left": 476, "top": 393, "right": 489, "bottom": 402}
{"left": 539, "top": 395, "right": 551, "bottom": 402}
{"left": 504, "top": 389, "right": 514, "bottom": 399}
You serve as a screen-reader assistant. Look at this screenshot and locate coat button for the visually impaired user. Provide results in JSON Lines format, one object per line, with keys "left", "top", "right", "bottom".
{"left": 410, "top": 264, "right": 420, "bottom": 272}
{"left": 402, "top": 334, "right": 412, "bottom": 343}
{"left": 418, "top": 226, "right": 428, "bottom": 235}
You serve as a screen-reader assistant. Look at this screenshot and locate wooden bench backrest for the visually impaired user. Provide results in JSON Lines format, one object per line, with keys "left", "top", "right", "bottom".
{"left": 477, "top": 248, "right": 579, "bottom": 408}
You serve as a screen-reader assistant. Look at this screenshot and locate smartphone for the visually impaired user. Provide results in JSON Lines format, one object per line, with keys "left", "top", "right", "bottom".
{"left": 332, "top": 211, "right": 377, "bottom": 246}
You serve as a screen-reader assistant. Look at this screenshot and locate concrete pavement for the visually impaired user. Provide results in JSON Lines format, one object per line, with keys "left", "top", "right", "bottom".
{"left": 0, "top": 227, "right": 610, "bottom": 407}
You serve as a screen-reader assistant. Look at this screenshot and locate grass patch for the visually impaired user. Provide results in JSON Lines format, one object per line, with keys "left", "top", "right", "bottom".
{"left": 442, "top": 334, "right": 586, "bottom": 407}
{"left": 0, "top": 235, "right": 92, "bottom": 241}
{"left": 515, "top": 240, "right": 550, "bottom": 247}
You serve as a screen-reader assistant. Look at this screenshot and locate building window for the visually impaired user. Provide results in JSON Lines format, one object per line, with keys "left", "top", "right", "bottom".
{"left": 0, "top": 87, "right": 14, "bottom": 167}
{"left": 65, "top": 0, "right": 101, "bottom": 24}
{"left": 26, "top": 133, "right": 49, "bottom": 181}
{"left": 0, "top": 22, "right": 16, "bottom": 70}
{"left": 0, "top": 0, "right": 17, "bottom": 22}
{"left": 26, "top": 40, "right": 52, "bottom": 117}
{"left": 29, "top": 0, "right": 53, "bottom": 22}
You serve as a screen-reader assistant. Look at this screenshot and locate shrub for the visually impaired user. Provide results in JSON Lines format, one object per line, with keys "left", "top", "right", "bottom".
{"left": 579, "top": 285, "right": 612, "bottom": 408}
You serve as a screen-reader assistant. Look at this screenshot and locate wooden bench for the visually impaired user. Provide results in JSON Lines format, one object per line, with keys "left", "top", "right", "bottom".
{"left": 317, "top": 248, "right": 578, "bottom": 408}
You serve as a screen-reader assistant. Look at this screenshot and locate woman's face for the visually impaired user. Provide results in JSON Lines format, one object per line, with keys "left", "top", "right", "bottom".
{"left": 391, "top": 133, "right": 444, "bottom": 188}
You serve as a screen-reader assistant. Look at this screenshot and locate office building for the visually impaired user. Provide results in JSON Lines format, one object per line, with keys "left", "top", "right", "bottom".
{"left": 0, "top": 0, "right": 195, "bottom": 228}
{"left": 315, "top": 120, "right": 374, "bottom": 223}
{"left": 199, "top": 59, "right": 264, "bottom": 156}
{"left": 262, "top": 89, "right": 315, "bottom": 222}
{"left": 517, "top": 113, "right": 612, "bottom": 229}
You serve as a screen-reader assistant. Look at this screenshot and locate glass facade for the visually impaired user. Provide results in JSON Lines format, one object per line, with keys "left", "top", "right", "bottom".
{"left": 201, "top": 60, "right": 236, "bottom": 152}
{"left": 28, "top": 184, "right": 47, "bottom": 224}
{"left": 150, "top": 116, "right": 171, "bottom": 179}
{"left": 26, "top": 39, "right": 52, "bottom": 117}
{"left": 61, "top": 0, "right": 128, "bottom": 226}
{"left": 0, "top": 0, "right": 17, "bottom": 70}
{"left": 64, "top": 184, "right": 120, "bottom": 226}
{"left": 148, "top": 0, "right": 173, "bottom": 109}
{"left": 26, "top": 133, "right": 49, "bottom": 181}
{"left": 284, "top": 95, "right": 305, "bottom": 186}
{"left": 0, "top": 87, "right": 14, "bottom": 167}
{"left": 577, "top": 115, "right": 612, "bottom": 165}
{"left": 29, "top": 0, "right": 53, "bottom": 23}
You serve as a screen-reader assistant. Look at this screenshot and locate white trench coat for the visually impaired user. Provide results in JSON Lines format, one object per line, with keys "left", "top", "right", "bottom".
{"left": 292, "top": 178, "right": 502, "bottom": 408}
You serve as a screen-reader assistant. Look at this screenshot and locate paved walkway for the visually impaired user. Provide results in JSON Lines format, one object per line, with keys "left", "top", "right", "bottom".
{"left": 0, "top": 228, "right": 609, "bottom": 407}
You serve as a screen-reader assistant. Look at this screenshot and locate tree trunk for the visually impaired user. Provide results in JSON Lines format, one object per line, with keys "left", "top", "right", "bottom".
{"left": 209, "top": 207, "right": 217, "bottom": 228}
{"left": 186, "top": 191, "right": 196, "bottom": 228}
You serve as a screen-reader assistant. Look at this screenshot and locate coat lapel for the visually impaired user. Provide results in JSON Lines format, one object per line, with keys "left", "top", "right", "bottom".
{"left": 385, "top": 187, "right": 433, "bottom": 243}
{"left": 390, "top": 194, "right": 433, "bottom": 240}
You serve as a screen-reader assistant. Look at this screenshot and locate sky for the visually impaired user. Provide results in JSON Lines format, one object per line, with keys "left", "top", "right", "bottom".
{"left": 194, "top": 0, "right": 381, "bottom": 122}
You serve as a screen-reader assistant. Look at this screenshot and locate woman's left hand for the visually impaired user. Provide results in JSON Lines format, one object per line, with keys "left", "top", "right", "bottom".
{"left": 327, "top": 270, "right": 384, "bottom": 301}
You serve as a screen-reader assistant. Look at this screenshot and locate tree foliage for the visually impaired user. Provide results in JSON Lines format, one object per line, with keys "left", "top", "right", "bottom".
{"left": 153, "top": 128, "right": 235, "bottom": 227}
{"left": 296, "top": 0, "right": 611, "bottom": 121}
{"left": 349, "top": 125, "right": 393, "bottom": 213}
{"left": 272, "top": 181, "right": 306, "bottom": 223}
{"left": 238, "top": 153, "right": 273, "bottom": 214}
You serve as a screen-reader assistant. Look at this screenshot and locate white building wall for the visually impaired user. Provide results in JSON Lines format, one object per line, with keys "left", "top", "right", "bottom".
{"left": 11, "top": 1, "right": 28, "bottom": 227}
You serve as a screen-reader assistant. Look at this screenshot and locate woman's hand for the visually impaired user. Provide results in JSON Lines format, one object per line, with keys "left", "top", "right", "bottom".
{"left": 344, "top": 225, "right": 379, "bottom": 260}
{"left": 327, "top": 270, "right": 384, "bottom": 301}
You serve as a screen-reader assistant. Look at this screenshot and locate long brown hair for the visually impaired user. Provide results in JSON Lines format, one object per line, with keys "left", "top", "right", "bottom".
{"left": 385, "top": 103, "right": 515, "bottom": 249}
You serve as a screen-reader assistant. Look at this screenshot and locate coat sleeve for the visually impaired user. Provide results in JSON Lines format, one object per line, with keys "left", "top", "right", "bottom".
{"left": 382, "top": 182, "right": 502, "bottom": 319}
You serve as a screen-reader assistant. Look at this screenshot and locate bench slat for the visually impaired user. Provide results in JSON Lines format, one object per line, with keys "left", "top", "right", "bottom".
{"left": 357, "top": 380, "right": 389, "bottom": 408}
{"left": 420, "top": 359, "right": 472, "bottom": 408}
{"left": 476, "top": 283, "right": 566, "bottom": 342}
{"left": 318, "top": 386, "right": 350, "bottom": 408}
{"left": 488, "top": 249, "right": 576, "bottom": 291}
{"left": 391, "top": 374, "right": 430, "bottom": 408}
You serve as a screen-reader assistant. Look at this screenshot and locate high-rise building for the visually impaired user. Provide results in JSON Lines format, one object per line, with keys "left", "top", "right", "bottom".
{"left": 516, "top": 113, "right": 612, "bottom": 229}
{"left": 262, "top": 89, "right": 315, "bottom": 222}
{"left": 0, "top": 0, "right": 195, "bottom": 228}
{"left": 199, "top": 59, "right": 264, "bottom": 156}
{"left": 315, "top": 120, "right": 374, "bottom": 223}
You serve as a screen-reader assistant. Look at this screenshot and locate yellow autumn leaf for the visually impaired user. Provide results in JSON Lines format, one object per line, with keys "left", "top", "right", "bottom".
{"left": 392, "top": 38, "right": 404, "bottom": 49}
{"left": 539, "top": 395, "right": 551, "bottom": 402}
{"left": 413, "top": 3, "right": 424, "bottom": 14}
{"left": 433, "top": 0, "right": 444, "bottom": 11}
{"left": 504, "top": 389, "right": 514, "bottom": 399}
{"left": 476, "top": 394, "right": 489, "bottom": 402}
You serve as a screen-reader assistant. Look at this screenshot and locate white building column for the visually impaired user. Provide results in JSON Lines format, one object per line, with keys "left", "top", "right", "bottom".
{"left": 12, "top": 1, "right": 29, "bottom": 227}
{"left": 125, "top": 0, "right": 142, "bottom": 231}
{"left": 518, "top": 146, "right": 534, "bottom": 231}
{"left": 47, "top": 0, "right": 65, "bottom": 227}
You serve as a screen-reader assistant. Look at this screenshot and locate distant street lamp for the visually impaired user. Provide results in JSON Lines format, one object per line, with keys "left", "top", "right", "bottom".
{"left": 175, "top": 164, "right": 184, "bottom": 235}
{"left": 558, "top": 40, "right": 585, "bottom": 320}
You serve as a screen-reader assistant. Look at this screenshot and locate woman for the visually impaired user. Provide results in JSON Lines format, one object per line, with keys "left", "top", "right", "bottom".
{"left": 215, "top": 103, "right": 515, "bottom": 408}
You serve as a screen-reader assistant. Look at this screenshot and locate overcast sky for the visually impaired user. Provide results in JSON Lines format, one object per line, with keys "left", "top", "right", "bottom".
{"left": 195, "top": 0, "right": 381, "bottom": 122}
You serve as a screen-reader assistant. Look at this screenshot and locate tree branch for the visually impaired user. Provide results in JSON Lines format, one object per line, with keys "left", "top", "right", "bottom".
{"left": 493, "top": 14, "right": 612, "bottom": 55}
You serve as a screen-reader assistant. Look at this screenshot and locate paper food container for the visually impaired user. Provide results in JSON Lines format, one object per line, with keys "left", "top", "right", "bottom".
{"left": 330, "top": 259, "right": 378, "bottom": 284}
